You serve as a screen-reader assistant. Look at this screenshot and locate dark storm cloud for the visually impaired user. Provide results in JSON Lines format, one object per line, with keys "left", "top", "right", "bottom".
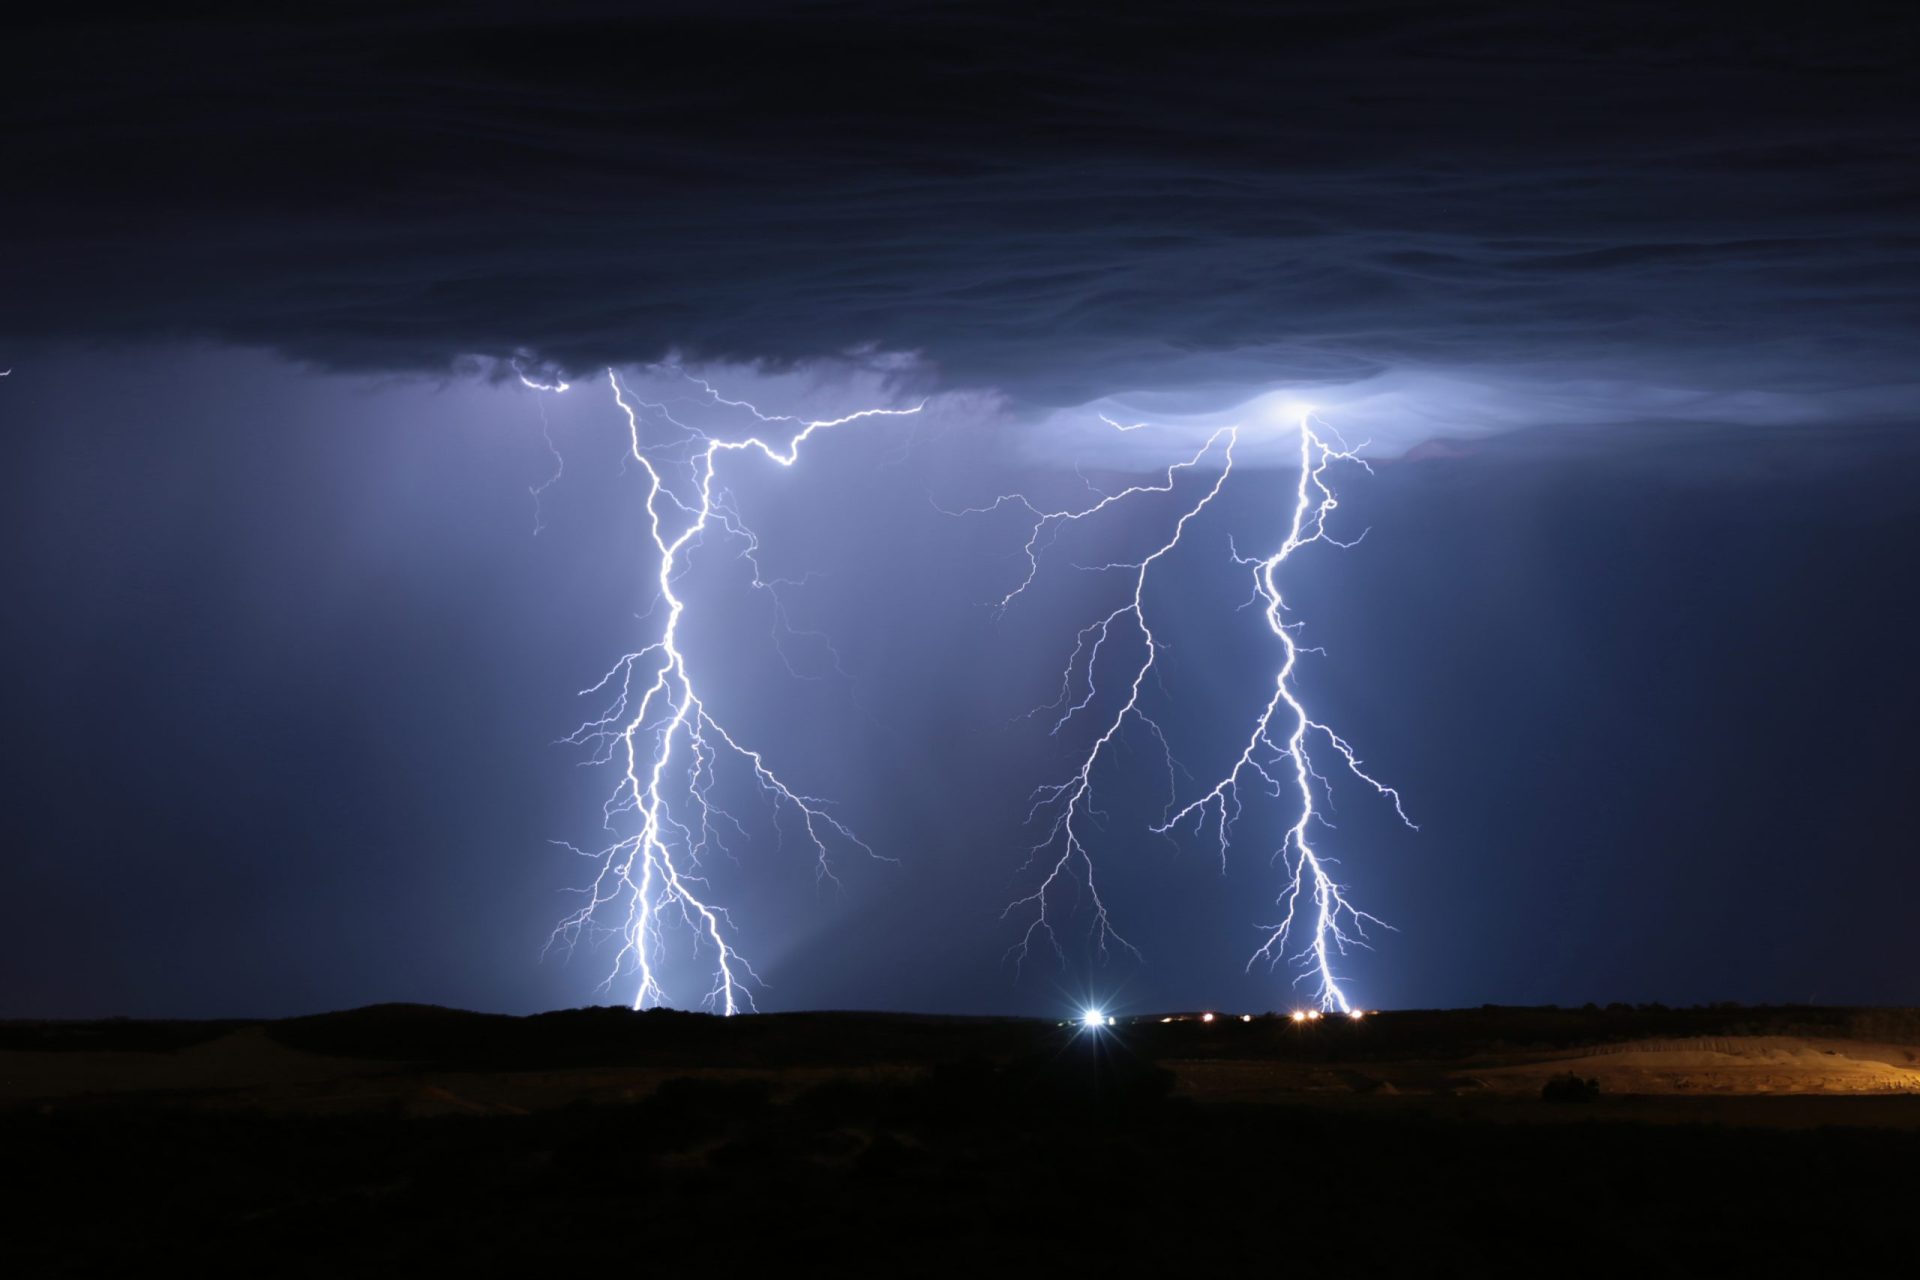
{"left": 7, "top": 2, "right": 1919, "bottom": 407}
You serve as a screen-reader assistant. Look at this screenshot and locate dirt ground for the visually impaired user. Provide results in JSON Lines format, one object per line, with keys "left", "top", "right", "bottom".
{"left": 7, "top": 1005, "right": 1920, "bottom": 1274}
{"left": 7, "top": 1006, "right": 1920, "bottom": 1124}
{"left": 1167, "top": 1033, "right": 1920, "bottom": 1126}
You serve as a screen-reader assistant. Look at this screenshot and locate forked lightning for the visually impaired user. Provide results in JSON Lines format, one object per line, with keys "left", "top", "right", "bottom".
{"left": 538, "top": 367, "right": 920, "bottom": 1013}
{"left": 975, "top": 409, "right": 1414, "bottom": 1010}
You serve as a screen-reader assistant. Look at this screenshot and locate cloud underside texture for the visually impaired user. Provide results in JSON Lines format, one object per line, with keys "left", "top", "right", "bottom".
{"left": 6, "top": 2, "right": 1918, "bottom": 405}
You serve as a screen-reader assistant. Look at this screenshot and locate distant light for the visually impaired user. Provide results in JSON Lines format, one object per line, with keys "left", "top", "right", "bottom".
{"left": 1201, "top": 1012, "right": 1216, "bottom": 1023}
{"left": 1081, "top": 1008, "right": 1108, "bottom": 1030}
{"left": 1290, "top": 1010, "right": 1308, "bottom": 1023}
{"left": 1107, "top": 1015, "right": 1116, "bottom": 1027}
{"left": 1160, "top": 1017, "right": 1173, "bottom": 1024}
{"left": 1240, "top": 1014, "right": 1253, "bottom": 1023}
{"left": 1307, "top": 1010, "right": 1323, "bottom": 1021}
{"left": 1349, "top": 1009, "right": 1367, "bottom": 1021}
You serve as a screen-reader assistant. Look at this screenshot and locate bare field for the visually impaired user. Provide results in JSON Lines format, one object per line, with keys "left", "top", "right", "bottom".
{"left": 8, "top": 1006, "right": 1920, "bottom": 1119}
{"left": 8, "top": 1005, "right": 1920, "bottom": 1273}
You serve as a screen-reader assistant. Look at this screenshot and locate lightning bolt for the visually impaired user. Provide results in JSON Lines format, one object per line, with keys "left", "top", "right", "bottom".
{"left": 959, "top": 426, "right": 1239, "bottom": 964}
{"left": 972, "top": 410, "right": 1415, "bottom": 1010}
{"left": 548, "top": 366, "right": 922, "bottom": 1013}
{"left": 1155, "top": 413, "right": 1416, "bottom": 1013}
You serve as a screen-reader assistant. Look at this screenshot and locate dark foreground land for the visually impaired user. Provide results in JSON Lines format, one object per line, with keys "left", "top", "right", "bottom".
{"left": 5, "top": 1003, "right": 1919, "bottom": 1275}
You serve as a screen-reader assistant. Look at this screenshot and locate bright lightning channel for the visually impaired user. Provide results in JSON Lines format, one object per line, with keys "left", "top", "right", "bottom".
{"left": 961, "top": 427, "right": 1239, "bottom": 964}
{"left": 541, "top": 366, "right": 922, "bottom": 1014}
{"left": 975, "top": 408, "right": 1414, "bottom": 1011}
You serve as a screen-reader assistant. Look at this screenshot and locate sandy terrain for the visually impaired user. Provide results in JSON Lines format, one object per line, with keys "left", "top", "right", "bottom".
{"left": 1477, "top": 1035, "right": 1920, "bottom": 1095}
{"left": 0, "top": 1027, "right": 394, "bottom": 1104}
{"left": 1165, "top": 1034, "right": 1920, "bottom": 1129}
{"left": 8, "top": 1013, "right": 1919, "bottom": 1126}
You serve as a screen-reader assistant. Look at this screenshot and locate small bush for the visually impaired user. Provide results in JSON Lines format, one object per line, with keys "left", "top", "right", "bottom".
{"left": 1541, "top": 1073, "right": 1601, "bottom": 1103}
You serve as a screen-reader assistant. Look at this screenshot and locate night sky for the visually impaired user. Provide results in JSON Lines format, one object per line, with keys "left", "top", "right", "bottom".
{"left": 4, "top": 4, "right": 1917, "bottom": 1018}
